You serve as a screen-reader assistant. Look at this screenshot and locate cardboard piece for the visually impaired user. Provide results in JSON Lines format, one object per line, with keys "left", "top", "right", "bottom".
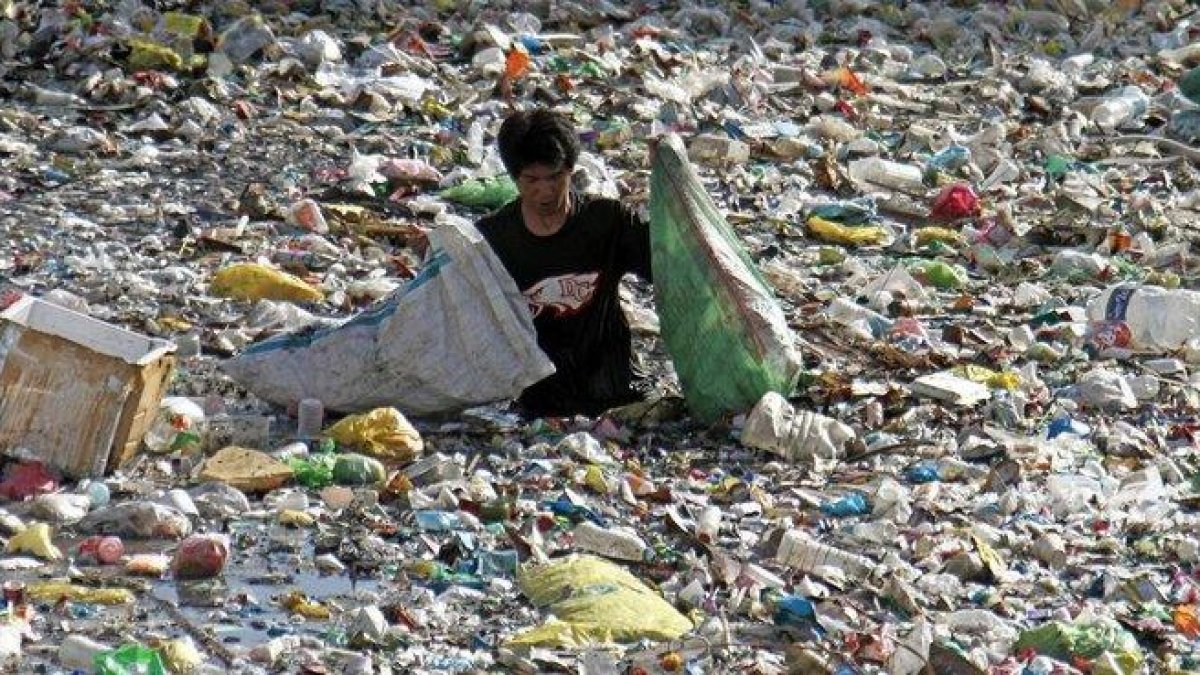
{"left": 0, "top": 297, "right": 176, "bottom": 478}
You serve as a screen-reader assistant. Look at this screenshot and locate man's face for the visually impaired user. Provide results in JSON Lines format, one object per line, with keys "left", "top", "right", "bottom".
{"left": 517, "top": 163, "right": 571, "bottom": 217}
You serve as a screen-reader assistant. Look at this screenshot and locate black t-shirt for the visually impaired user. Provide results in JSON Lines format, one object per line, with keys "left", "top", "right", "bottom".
{"left": 476, "top": 192, "right": 652, "bottom": 416}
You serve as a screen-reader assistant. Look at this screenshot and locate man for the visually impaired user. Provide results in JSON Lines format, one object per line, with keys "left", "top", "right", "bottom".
{"left": 476, "top": 108, "right": 652, "bottom": 417}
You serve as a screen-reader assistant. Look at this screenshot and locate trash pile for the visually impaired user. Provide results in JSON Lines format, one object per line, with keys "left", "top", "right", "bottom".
{"left": 3, "top": 0, "right": 1200, "bottom": 673}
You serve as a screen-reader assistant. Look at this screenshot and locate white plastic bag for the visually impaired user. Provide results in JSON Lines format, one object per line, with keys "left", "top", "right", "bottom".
{"left": 222, "top": 216, "right": 555, "bottom": 415}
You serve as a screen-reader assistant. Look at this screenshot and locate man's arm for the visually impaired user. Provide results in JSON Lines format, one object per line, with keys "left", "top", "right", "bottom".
{"left": 617, "top": 203, "right": 652, "bottom": 283}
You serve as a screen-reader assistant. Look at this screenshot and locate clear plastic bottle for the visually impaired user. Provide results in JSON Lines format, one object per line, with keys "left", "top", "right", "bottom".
{"left": 826, "top": 297, "right": 893, "bottom": 338}
{"left": 775, "top": 529, "right": 877, "bottom": 580}
{"left": 847, "top": 157, "right": 925, "bottom": 193}
{"left": 1091, "top": 86, "right": 1150, "bottom": 131}
{"left": 143, "top": 397, "right": 206, "bottom": 454}
{"left": 1086, "top": 284, "right": 1200, "bottom": 351}
{"left": 296, "top": 398, "right": 325, "bottom": 439}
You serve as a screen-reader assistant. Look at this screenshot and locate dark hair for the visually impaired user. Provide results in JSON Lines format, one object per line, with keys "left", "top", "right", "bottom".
{"left": 496, "top": 108, "right": 580, "bottom": 178}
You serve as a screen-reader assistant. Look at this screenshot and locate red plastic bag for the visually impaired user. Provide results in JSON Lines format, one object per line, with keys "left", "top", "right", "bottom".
{"left": 172, "top": 534, "right": 230, "bottom": 579}
{"left": 0, "top": 461, "right": 58, "bottom": 501}
{"left": 929, "top": 183, "right": 981, "bottom": 221}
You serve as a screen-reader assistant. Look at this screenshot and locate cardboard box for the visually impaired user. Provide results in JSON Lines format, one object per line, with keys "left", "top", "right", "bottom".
{"left": 0, "top": 296, "right": 176, "bottom": 478}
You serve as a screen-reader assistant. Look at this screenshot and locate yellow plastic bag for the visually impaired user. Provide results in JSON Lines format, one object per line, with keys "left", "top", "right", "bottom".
{"left": 127, "top": 38, "right": 183, "bottom": 71}
{"left": 162, "top": 12, "right": 210, "bottom": 39}
{"left": 210, "top": 263, "right": 324, "bottom": 303}
{"left": 507, "top": 555, "right": 693, "bottom": 648}
{"left": 806, "top": 216, "right": 888, "bottom": 247}
{"left": 278, "top": 509, "right": 316, "bottom": 527}
{"left": 282, "top": 591, "right": 330, "bottom": 619}
{"left": 26, "top": 581, "right": 135, "bottom": 605}
{"left": 326, "top": 407, "right": 424, "bottom": 462}
{"left": 6, "top": 522, "right": 62, "bottom": 560}
{"left": 156, "top": 636, "right": 203, "bottom": 673}
{"left": 913, "top": 226, "right": 964, "bottom": 247}
{"left": 952, "top": 365, "right": 1020, "bottom": 390}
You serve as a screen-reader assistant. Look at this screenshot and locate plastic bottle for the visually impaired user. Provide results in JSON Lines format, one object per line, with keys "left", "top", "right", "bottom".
{"left": 776, "top": 530, "right": 877, "bottom": 581}
{"left": 85, "top": 481, "right": 111, "bottom": 507}
{"left": 741, "top": 392, "right": 856, "bottom": 462}
{"left": 143, "top": 397, "right": 206, "bottom": 454}
{"left": 1086, "top": 284, "right": 1200, "bottom": 352}
{"left": 848, "top": 157, "right": 925, "bottom": 193}
{"left": 1091, "top": 86, "right": 1150, "bottom": 132}
{"left": 826, "top": 297, "right": 893, "bottom": 338}
{"left": 296, "top": 398, "right": 325, "bottom": 439}
{"left": 570, "top": 521, "right": 649, "bottom": 561}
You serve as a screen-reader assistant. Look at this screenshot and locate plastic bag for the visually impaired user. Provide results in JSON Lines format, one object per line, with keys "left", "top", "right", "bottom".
{"left": 1014, "top": 618, "right": 1144, "bottom": 675}
{"left": 126, "top": 38, "right": 183, "bottom": 71}
{"left": 94, "top": 644, "right": 167, "bottom": 675}
{"left": 0, "top": 461, "right": 57, "bottom": 500}
{"left": 26, "top": 582, "right": 135, "bottom": 605}
{"left": 806, "top": 215, "right": 889, "bottom": 246}
{"left": 222, "top": 216, "right": 555, "bottom": 415}
{"left": 332, "top": 453, "right": 387, "bottom": 486}
{"left": 290, "top": 453, "right": 336, "bottom": 489}
{"left": 648, "top": 134, "right": 802, "bottom": 422}
{"left": 507, "top": 555, "right": 693, "bottom": 648}
{"left": 198, "top": 446, "right": 294, "bottom": 493}
{"left": 929, "top": 183, "right": 981, "bottom": 221}
{"left": 438, "top": 175, "right": 519, "bottom": 210}
{"left": 326, "top": 407, "right": 424, "bottom": 462}
{"left": 6, "top": 522, "right": 62, "bottom": 560}
{"left": 210, "top": 263, "right": 324, "bottom": 303}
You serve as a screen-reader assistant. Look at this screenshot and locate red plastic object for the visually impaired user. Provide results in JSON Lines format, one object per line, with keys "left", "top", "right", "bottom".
{"left": 78, "top": 536, "right": 125, "bottom": 565}
{"left": 930, "top": 183, "right": 981, "bottom": 221}
{"left": 0, "top": 461, "right": 58, "bottom": 501}
{"left": 172, "top": 534, "right": 230, "bottom": 579}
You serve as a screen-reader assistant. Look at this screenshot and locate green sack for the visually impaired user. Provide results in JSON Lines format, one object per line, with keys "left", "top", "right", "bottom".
{"left": 648, "top": 134, "right": 802, "bottom": 422}
{"left": 439, "top": 175, "right": 519, "bottom": 210}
